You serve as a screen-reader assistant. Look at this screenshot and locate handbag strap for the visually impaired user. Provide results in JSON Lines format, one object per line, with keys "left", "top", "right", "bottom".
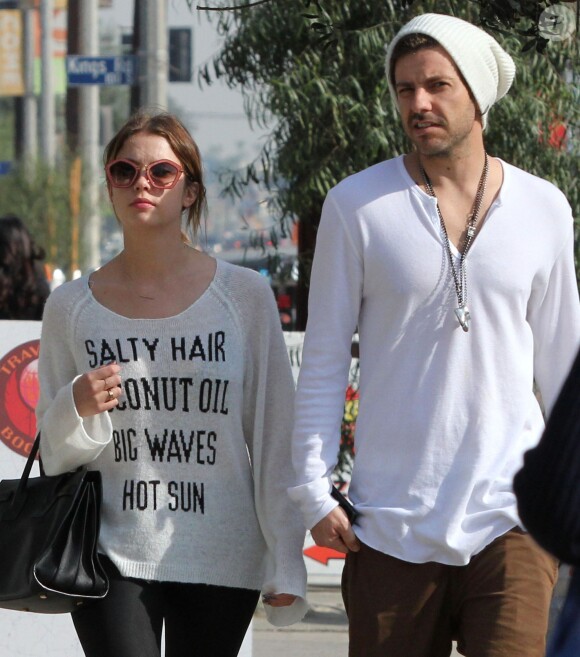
{"left": 12, "top": 433, "right": 41, "bottom": 507}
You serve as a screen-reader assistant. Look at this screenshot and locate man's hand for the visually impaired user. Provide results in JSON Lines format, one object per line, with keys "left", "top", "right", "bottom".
{"left": 310, "top": 506, "right": 361, "bottom": 553}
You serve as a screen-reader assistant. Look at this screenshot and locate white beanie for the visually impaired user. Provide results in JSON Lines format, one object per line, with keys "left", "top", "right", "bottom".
{"left": 385, "top": 13, "right": 516, "bottom": 128}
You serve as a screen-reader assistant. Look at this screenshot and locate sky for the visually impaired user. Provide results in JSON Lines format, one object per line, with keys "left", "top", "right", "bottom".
{"left": 98, "top": 0, "right": 267, "bottom": 163}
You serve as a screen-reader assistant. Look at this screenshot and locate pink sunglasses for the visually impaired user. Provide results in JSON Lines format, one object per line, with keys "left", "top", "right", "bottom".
{"left": 105, "top": 159, "right": 185, "bottom": 190}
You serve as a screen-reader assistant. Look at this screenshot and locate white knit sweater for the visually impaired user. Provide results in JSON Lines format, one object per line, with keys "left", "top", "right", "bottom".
{"left": 289, "top": 155, "right": 580, "bottom": 566}
{"left": 37, "top": 258, "right": 307, "bottom": 626}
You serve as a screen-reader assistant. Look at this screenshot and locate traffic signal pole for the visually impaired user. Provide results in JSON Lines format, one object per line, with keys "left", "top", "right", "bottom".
{"left": 40, "top": 0, "right": 55, "bottom": 166}
{"left": 133, "top": 0, "right": 168, "bottom": 111}
{"left": 78, "top": 0, "right": 100, "bottom": 272}
{"left": 19, "top": 2, "right": 37, "bottom": 166}
{"left": 66, "top": 0, "right": 101, "bottom": 273}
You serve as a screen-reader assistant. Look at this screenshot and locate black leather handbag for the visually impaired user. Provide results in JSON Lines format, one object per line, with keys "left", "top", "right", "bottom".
{"left": 0, "top": 434, "right": 109, "bottom": 613}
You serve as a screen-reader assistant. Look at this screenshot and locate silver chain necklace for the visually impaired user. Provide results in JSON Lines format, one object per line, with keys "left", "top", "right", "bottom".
{"left": 419, "top": 153, "right": 489, "bottom": 333}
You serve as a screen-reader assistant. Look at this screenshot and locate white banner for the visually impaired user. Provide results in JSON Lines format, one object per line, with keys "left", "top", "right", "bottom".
{"left": 0, "top": 321, "right": 83, "bottom": 656}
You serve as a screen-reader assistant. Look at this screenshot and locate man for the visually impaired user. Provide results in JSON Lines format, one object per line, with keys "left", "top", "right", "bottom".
{"left": 289, "top": 13, "right": 580, "bottom": 657}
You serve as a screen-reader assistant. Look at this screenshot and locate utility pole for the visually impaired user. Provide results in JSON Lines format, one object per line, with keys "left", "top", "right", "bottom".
{"left": 66, "top": 0, "right": 101, "bottom": 274}
{"left": 66, "top": 0, "right": 101, "bottom": 273}
{"left": 21, "top": 3, "right": 36, "bottom": 163}
{"left": 78, "top": 0, "right": 101, "bottom": 272}
{"left": 14, "top": 0, "right": 37, "bottom": 165}
{"left": 134, "top": 0, "right": 168, "bottom": 111}
{"left": 40, "top": 0, "right": 55, "bottom": 166}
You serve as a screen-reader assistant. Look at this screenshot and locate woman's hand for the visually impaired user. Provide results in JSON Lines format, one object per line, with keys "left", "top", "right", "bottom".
{"left": 262, "top": 593, "right": 298, "bottom": 608}
{"left": 72, "top": 363, "right": 122, "bottom": 417}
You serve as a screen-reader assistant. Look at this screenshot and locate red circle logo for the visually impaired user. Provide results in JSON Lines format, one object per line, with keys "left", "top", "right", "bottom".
{"left": 0, "top": 339, "right": 40, "bottom": 457}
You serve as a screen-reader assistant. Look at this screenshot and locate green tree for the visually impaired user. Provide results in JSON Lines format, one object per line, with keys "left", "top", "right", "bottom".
{"left": 0, "top": 160, "right": 71, "bottom": 272}
{"left": 0, "top": 99, "right": 15, "bottom": 162}
{"left": 197, "top": 0, "right": 579, "bottom": 327}
{"left": 0, "top": 158, "right": 100, "bottom": 277}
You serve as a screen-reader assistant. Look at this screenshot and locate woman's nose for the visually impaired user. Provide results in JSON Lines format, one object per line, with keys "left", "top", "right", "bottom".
{"left": 133, "top": 168, "right": 151, "bottom": 190}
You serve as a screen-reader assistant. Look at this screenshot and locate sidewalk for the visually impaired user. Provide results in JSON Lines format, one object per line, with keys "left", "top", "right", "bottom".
{"left": 252, "top": 586, "right": 461, "bottom": 657}
{"left": 252, "top": 586, "right": 348, "bottom": 657}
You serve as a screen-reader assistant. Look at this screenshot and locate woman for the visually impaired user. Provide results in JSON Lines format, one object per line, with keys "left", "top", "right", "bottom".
{"left": 36, "top": 111, "right": 307, "bottom": 657}
{"left": 0, "top": 214, "right": 50, "bottom": 320}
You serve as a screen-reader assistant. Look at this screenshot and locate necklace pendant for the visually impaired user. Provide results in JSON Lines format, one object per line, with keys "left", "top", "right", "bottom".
{"left": 455, "top": 306, "right": 471, "bottom": 332}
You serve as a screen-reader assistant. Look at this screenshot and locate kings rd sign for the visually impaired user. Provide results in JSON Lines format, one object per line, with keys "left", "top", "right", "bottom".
{"left": 66, "top": 55, "right": 137, "bottom": 86}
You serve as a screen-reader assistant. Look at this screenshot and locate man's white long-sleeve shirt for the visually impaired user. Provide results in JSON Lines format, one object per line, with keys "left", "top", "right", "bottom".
{"left": 289, "top": 155, "right": 580, "bottom": 566}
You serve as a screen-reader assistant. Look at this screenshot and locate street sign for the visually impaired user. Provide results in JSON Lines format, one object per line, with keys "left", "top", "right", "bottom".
{"left": 66, "top": 55, "right": 137, "bottom": 86}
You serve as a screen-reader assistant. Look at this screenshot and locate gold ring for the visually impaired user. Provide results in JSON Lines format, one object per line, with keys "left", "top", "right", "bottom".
{"left": 107, "top": 389, "right": 114, "bottom": 401}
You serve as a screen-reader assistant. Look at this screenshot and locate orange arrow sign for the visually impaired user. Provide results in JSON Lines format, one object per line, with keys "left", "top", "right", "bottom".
{"left": 303, "top": 545, "right": 346, "bottom": 565}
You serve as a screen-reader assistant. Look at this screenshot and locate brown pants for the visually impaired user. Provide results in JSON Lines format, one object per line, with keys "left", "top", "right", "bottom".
{"left": 342, "top": 528, "right": 558, "bottom": 657}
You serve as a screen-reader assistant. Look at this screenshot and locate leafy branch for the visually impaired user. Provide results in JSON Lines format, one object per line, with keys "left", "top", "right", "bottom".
{"left": 196, "top": 0, "right": 272, "bottom": 10}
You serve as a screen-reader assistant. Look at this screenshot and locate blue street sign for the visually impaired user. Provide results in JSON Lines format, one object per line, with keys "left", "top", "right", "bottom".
{"left": 66, "top": 55, "right": 137, "bottom": 86}
{"left": 0, "top": 162, "right": 12, "bottom": 176}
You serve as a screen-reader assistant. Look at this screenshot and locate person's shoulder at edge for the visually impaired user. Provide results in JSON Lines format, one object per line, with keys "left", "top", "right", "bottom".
{"left": 326, "top": 155, "right": 410, "bottom": 220}
{"left": 214, "top": 257, "right": 272, "bottom": 290}
{"left": 43, "top": 273, "right": 91, "bottom": 313}
{"left": 498, "top": 158, "right": 573, "bottom": 211}
{"left": 212, "top": 259, "right": 277, "bottom": 316}
{"left": 330, "top": 154, "right": 405, "bottom": 197}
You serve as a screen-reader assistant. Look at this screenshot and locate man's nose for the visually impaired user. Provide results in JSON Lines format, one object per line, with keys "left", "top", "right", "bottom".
{"left": 410, "top": 87, "right": 433, "bottom": 113}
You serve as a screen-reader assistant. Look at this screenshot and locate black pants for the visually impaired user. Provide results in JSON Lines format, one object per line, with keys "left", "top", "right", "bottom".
{"left": 72, "top": 556, "right": 260, "bottom": 657}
